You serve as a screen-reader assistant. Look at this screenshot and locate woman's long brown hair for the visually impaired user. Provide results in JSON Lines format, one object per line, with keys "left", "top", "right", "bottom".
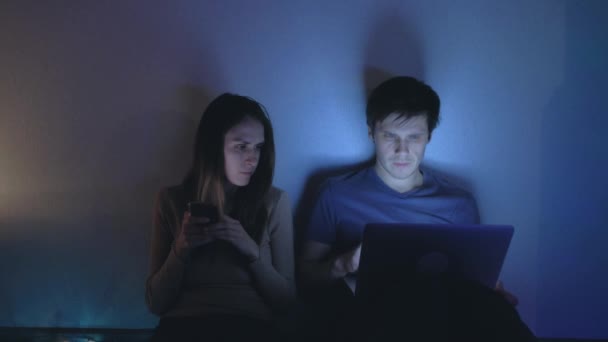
{"left": 182, "top": 93, "right": 275, "bottom": 243}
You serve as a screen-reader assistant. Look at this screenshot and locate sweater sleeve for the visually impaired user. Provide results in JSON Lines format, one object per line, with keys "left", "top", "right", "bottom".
{"left": 145, "top": 189, "right": 187, "bottom": 316}
{"left": 247, "top": 190, "right": 296, "bottom": 312}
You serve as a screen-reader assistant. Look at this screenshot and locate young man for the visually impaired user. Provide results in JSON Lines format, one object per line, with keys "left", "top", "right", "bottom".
{"left": 299, "top": 76, "right": 534, "bottom": 341}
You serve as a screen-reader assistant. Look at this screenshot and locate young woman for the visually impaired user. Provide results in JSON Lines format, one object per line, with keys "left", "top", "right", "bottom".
{"left": 146, "top": 93, "right": 295, "bottom": 341}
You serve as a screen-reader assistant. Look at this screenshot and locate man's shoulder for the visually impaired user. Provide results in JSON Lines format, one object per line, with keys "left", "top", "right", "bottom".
{"left": 422, "top": 168, "right": 480, "bottom": 223}
{"left": 424, "top": 167, "right": 475, "bottom": 199}
{"left": 321, "top": 167, "right": 373, "bottom": 193}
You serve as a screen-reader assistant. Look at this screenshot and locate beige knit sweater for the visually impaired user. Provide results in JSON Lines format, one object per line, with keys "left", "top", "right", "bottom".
{"left": 145, "top": 185, "right": 295, "bottom": 320}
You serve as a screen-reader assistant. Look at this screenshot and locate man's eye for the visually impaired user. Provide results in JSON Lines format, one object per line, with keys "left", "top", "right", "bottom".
{"left": 383, "top": 133, "right": 395, "bottom": 139}
{"left": 409, "top": 135, "right": 421, "bottom": 141}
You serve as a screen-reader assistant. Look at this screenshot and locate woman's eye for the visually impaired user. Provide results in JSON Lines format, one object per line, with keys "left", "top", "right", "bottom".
{"left": 236, "top": 144, "right": 247, "bottom": 151}
{"left": 255, "top": 144, "right": 264, "bottom": 151}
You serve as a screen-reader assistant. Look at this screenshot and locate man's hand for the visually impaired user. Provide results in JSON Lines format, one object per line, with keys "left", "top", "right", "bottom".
{"left": 495, "top": 280, "right": 519, "bottom": 306}
{"left": 334, "top": 244, "right": 362, "bottom": 275}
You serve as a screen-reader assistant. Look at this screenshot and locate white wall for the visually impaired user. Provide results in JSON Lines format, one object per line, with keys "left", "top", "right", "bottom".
{"left": 1, "top": 0, "right": 606, "bottom": 338}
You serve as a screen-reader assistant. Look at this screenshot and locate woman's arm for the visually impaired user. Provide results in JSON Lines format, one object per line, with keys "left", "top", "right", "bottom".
{"left": 246, "top": 191, "right": 296, "bottom": 312}
{"left": 145, "top": 190, "right": 187, "bottom": 316}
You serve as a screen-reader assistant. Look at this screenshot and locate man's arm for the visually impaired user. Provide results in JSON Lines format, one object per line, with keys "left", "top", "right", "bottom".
{"left": 299, "top": 240, "right": 361, "bottom": 288}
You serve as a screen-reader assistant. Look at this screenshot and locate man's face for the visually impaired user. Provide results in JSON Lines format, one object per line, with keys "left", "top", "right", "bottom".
{"left": 223, "top": 116, "right": 265, "bottom": 186}
{"left": 370, "top": 113, "right": 429, "bottom": 183}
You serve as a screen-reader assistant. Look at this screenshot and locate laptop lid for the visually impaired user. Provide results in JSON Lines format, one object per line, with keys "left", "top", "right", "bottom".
{"left": 354, "top": 223, "right": 514, "bottom": 298}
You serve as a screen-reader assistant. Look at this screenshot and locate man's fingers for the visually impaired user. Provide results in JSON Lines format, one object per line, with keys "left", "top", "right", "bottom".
{"left": 494, "top": 281, "right": 519, "bottom": 306}
{"left": 500, "top": 292, "right": 519, "bottom": 306}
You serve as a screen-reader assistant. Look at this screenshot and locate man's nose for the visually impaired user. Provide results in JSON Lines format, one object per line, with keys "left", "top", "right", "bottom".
{"left": 395, "top": 139, "right": 409, "bottom": 153}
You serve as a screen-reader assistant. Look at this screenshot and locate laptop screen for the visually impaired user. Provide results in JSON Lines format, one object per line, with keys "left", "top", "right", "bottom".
{"left": 354, "top": 223, "right": 514, "bottom": 298}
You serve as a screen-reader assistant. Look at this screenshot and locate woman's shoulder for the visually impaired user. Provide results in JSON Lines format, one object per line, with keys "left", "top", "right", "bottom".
{"left": 265, "top": 186, "right": 289, "bottom": 210}
{"left": 264, "top": 187, "right": 293, "bottom": 232}
{"left": 266, "top": 185, "right": 286, "bottom": 202}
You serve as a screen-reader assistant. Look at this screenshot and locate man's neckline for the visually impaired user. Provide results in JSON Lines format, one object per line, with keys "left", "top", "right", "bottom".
{"left": 369, "top": 166, "right": 427, "bottom": 195}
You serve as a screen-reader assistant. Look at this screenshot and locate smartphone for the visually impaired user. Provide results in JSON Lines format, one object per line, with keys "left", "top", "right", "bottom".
{"left": 187, "top": 202, "right": 219, "bottom": 224}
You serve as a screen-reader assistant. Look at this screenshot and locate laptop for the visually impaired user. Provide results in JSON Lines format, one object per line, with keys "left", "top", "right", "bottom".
{"left": 350, "top": 223, "right": 514, "bottom": 299}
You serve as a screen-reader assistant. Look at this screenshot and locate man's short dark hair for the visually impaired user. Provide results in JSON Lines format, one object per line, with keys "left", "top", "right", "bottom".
{"left": 366, "top": 76, "right": 440, "bottom": 140}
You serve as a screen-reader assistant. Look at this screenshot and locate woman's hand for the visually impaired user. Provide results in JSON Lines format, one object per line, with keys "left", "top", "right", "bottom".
{"left": 204, "top": 215, "right": 260, "bottom": 262}
{"left": 174, "top": 211, "right": 215, "bottom": 260}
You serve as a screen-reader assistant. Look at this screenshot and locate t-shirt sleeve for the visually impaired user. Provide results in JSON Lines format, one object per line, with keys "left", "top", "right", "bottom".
{"left": 453, "top": 192, "right": 481, "bottom": 224}
{"left": 306, "top": 181, "right": 338, "bottom": 244}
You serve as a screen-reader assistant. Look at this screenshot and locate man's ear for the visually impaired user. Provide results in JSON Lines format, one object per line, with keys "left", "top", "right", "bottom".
{"left": 368, "top": 126, "right": 374, "bottom": 142}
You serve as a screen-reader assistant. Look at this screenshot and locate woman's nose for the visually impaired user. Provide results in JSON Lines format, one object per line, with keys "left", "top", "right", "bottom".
{"left": 245, "top": 149, "right": 259, "bottom": 164}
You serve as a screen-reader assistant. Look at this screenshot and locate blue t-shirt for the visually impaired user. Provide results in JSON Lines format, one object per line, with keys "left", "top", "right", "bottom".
{"left": 307, "top": 166, "right": 480, "bottom": 254}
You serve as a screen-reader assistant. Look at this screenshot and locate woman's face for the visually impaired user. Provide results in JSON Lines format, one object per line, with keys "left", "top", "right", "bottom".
{"left": 223, "top": 116, "right": 265, "bottom": 186}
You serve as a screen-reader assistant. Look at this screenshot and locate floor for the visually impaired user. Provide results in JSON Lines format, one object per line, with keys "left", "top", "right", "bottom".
{"left": 0, "top": 328, "right": 153, "bottom": 342}
{"left": 0, "top": 327, "right": 605, "bottom": 342}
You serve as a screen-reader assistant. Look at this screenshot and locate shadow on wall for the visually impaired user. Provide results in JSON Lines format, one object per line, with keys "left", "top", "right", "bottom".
{"left": 0, "top": 65, "right": 222, "bottom": 331}
{"left": 293, "top": 12, "right": 427, "bottom": 256}
{"left": 537, "top": 1, "right": 608, "bottom": 339}
{"left": 0, "top": 1, "right": 233, "bottom": 328}
{"left": 293, "top": 11, "right": 481, "bottom": 273}
{"left": 150, "top": 85, "right": 216, "bottom": 185}
{"left": 137, "top": 84, "right": 216, "bottom": 281}
{"left": 140, "top": 10, "right": 230, "bottom": 220}
{"left": 135, "top": 25, "right": 227, "bottom": 326}
{"left": 362, "top": 11, "right": 425, "bottom": 91}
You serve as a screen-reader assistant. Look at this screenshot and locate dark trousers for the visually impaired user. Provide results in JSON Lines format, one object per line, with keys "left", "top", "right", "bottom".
{"left": 300, "top": 277, "right": 537, "bottom": 342}
{"left": 150, "top": 314, "right": 277, "bottom": 342}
